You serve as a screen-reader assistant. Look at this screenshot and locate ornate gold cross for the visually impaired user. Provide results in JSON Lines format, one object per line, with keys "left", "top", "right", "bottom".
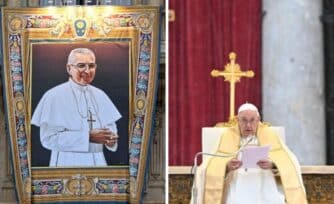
{"left": 211, "top": 52, "right": 255, "bottom": 126}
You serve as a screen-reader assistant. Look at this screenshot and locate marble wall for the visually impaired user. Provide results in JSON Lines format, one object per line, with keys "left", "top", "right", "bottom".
{"left": 262, "top": 0, "right": 325, "bottom": 165}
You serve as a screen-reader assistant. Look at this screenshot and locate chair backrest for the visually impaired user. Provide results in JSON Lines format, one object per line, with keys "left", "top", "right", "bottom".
{"left": 201, "top": 126, "right": 285, "bottom": 163}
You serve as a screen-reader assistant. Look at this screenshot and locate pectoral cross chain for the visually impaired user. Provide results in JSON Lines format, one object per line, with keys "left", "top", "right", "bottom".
{"left": 87, "top": 110, "right": 96, "bottom": 131}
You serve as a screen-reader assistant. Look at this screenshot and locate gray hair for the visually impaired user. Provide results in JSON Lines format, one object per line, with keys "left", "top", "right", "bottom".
{"left": 67, "top": 48, "right": 95, "bottom": 64}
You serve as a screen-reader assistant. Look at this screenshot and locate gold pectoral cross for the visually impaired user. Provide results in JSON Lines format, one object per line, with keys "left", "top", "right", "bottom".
{"left": 87, "top": 110, "right": 96, "bottom": 131}
{"left": 211, "top": 52, "right": 255, "bottom": 127}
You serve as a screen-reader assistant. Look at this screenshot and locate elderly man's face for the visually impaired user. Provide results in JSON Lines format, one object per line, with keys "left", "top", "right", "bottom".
{"left": 237, "top": 110, "right": 260, "bottom": 137}
{"left": 67, "top": 53, "right": 96, "bottom": 85}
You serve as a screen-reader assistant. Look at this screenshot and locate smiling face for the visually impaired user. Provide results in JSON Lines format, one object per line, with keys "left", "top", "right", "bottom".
{"left": 237, "top": 110, "right": 260, "bottom": 137}
{"left": 67, "top": 51, "right": 96, "bottom": 86}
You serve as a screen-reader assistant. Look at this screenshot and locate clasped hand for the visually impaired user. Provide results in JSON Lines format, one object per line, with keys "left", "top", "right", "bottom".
{"left": 89, "top": 128, "right": 119, "bottom": 147}
{"left": 227, "top": 158, "right": 273, "bottom": 172}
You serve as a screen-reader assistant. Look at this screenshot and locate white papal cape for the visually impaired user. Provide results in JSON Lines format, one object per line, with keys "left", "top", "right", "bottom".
{"left": 31, "top": 79, "right": 121, "bottom": 167}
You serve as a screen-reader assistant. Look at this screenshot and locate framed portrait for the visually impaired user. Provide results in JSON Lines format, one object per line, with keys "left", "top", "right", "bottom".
{"left": 1, "top": 6, "right": 160, "bottom": 203}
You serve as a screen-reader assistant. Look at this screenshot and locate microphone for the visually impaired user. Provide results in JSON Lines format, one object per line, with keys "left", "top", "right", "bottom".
{"left": 190, "top": 152, "right": 235, "bottom": 204}
{"left": 192, "top": 135, "right": 255, "bottom": 174}
{"left": 191, "top": 136, "right": 255, "bottom": 204}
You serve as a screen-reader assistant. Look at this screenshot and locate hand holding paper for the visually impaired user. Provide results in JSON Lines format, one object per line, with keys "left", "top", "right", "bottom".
{"left": 257, "top": 159, "right": 274, "bottom": 169}
{"left": 238, "top": 145, "right": 271, "bottom": 168}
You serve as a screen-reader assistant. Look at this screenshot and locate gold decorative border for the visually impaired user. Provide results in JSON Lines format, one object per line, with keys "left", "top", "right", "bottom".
{"left": 1, "top": 6, "right": 160, "bottom": 203}
{"left": 32, "top": 168, "right": 129, "bottom": 202}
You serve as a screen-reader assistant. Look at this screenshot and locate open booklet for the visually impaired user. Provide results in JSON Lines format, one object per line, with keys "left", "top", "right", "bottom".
{"left": 238, "top": 145, "right": 271, "bottom": 168}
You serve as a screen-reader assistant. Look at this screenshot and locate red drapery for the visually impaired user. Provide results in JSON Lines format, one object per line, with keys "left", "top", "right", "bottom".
{"left": 169, "top": 0, "right": 262, "bottom": 166}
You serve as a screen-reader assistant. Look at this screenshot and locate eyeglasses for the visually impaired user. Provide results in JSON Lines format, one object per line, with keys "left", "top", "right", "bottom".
{"left": 239, "top": 118, "right": 258, "bottom": 125}
{"left": 71, "top": 63, "right": 97, "bottom": 70}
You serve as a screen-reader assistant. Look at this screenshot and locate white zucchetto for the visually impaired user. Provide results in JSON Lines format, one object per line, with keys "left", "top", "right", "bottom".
{"left": 238, "top": 103, "right": 259, "bottom": 114}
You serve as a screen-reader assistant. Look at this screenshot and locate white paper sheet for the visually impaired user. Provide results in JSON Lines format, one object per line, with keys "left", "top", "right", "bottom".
{"left": 238, "top": 145, "right": 271, "bottom": 168}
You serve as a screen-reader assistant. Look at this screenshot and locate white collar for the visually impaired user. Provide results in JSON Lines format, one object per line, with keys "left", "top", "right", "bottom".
{"left": 240, "top": 135, "right": 257, "bottom": 146}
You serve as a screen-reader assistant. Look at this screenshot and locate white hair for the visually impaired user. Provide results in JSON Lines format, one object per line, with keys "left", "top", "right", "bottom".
{"left": 67, "top": 48, "right": 95, "bottom": 64}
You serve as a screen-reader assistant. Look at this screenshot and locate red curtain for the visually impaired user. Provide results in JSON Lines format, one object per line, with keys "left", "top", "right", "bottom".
{"left": 169, "top": 0, "right": 262, "bottom": 166}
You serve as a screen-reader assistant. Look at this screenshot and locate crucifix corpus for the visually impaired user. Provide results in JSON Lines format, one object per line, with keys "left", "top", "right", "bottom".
{"left": 211, "top": 52, "right": 255, "bottom": 127}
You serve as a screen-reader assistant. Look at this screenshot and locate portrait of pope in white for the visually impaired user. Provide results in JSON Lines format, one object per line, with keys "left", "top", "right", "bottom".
{"left": 30, "top": 43, "right": 130, "bottom": 167}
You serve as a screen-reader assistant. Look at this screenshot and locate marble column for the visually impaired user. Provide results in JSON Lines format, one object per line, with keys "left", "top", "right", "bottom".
{"left": 0, "top": 83, "right": 16, "bottom": 202}
{"left": 262, "top": 0, "right": 325, "bottom": 164}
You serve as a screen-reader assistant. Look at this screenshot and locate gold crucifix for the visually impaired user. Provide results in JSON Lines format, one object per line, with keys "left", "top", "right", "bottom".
{"left": 211, "top": 52, "right": 255, "bottom": 127}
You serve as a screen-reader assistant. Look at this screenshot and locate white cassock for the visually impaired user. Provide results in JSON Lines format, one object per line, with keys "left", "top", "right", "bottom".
{"left": 31, "top": 78, "right": 122, "bottom": 167}
{"left": 191, "top": 136, "right": 285, "bottom": 204}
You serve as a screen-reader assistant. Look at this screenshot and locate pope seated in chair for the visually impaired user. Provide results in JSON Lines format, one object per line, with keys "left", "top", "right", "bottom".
{"left": 192, "top": 103, "right": 308, "bottom": 204}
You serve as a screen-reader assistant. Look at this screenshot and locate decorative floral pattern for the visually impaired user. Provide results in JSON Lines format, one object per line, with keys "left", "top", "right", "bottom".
{"left": 32, "top": 180, "right": 64, "bottom": 195}
{"left": 96, "top": 179, "right": 129, "bottom": 194}
{"left": 8, "top": 33, "right": 30, "bottom": 181}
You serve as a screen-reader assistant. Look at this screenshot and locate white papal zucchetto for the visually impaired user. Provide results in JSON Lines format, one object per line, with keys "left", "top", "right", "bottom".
{"left": 238, "top": 103, "right": 259, "bottom": 114}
